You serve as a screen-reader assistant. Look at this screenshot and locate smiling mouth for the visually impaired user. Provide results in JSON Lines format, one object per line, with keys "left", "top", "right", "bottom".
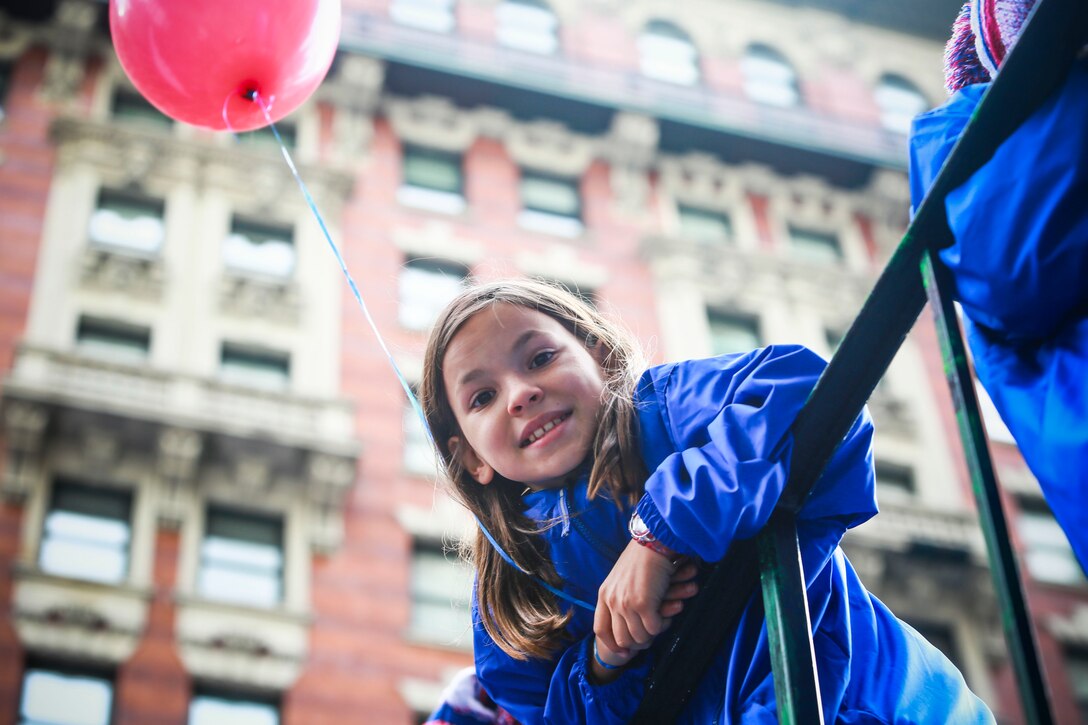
{"left": 521, "top": 414, "right": 570, "bottom": 448}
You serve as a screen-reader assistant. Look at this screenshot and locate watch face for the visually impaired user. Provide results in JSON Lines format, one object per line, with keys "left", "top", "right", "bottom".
{"left": 629, "top": 513, "right": 650, "bottom": 538}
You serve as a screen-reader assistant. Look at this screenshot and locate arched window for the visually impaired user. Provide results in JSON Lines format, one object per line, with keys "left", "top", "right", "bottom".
{"left": 742, "top": 44, "right": 800, "bottom": 107}
{"left": 638, "top": 19, "right": 700, "bottom": 86}
{"left": 497, "top": 0, "right": 559, "bottom": 55}
{"left": 875, "top": 74, "right": 929, "bottom": 134}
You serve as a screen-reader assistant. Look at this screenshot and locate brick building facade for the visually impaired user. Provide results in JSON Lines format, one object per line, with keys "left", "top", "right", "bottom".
{"left": 0, "top": 0, "right": 1085, "bottom": 722}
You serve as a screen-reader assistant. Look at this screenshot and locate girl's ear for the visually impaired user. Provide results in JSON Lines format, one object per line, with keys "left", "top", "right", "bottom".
{"left": 449, "top": 435, "right": 495, "bottom": 485}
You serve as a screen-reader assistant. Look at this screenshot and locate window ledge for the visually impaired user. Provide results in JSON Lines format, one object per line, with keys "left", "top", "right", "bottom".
{"left": 397, "top": 185, "right": 467, "bottom": 215}
{"left": 176, "top": 596, "right": 311, "bottom": 690}
{"left": 517, "top": 210, "right": 584, "bottom": 239}
{"left": 11, "top": 566, "right": 151, "bottom": 664}
{"left": 404, "top": 627, "right": 473, "bottom": 652}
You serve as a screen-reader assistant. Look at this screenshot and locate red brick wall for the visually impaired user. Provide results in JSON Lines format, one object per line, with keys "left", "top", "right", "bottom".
{"left": 114, "top": 530, "right": 190, "bottom": 725}
{"left": 0, "top": 47, "right": 53, "bottom": 376}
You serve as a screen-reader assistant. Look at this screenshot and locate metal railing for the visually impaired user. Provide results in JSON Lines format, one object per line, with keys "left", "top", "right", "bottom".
{"left": 632, "top": 1, "right": 1088, "bottom": 722}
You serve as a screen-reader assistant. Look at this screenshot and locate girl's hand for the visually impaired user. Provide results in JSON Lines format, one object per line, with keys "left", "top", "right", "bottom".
{"left": 594, "top": 540, "right": 699, "bottom": 657}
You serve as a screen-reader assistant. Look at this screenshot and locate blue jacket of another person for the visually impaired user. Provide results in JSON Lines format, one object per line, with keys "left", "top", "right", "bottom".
{"left": 909, "top": 58, "right": 1088, "bottom": 573}
{"left": 472, "top": 345, "right": 994, "bottom": 723}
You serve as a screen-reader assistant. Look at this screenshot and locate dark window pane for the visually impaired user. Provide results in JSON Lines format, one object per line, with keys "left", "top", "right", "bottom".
{"left": 708, "top": 312, "right": 760, "bottom": 355}
{"left": 40, "top": 480, "right": 131, "bottom": 584}
{"left": 219, "top": 344, "right": 290, "bottom": 390}
{"left": 76, "top": 316, "right": 151, "bottom": 363}
{"left": 199, "top": 508, "right": 284, "bottom": 608}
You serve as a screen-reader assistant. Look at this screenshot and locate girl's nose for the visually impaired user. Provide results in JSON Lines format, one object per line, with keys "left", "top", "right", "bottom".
{"left": 507, "top": 383, "right": 542, "bottom": 414}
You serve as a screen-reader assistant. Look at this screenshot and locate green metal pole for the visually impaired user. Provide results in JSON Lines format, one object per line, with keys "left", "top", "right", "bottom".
{"left": 920, "top": 252, "right": 1054, "bottom": 724}
{"left": 759, "top": 511, "right": 824, "bottom": 725}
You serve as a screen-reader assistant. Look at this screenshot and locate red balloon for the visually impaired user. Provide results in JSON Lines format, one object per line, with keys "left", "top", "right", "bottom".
{"left": 109, "top": 0, "right": 341, "bottom": 131}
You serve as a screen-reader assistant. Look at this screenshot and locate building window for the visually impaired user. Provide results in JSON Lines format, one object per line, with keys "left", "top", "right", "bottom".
{"left": 404, "top": 399, "right": 437, "bottom": 476}
{"left": 742, "top": 44, "right": 800, "bottom": 107}
{"left": 391, "top": 0, "right": 456, "bottom": 33}
{"left": 88, "top": 190, "right": 165, "bottom": 255}
{"left": 19, "top": 664, "right": 113, "bottom": 725}
{"left": 1018, "top": 499, "right": 1086, "bottom": 586}
{"left": 189, "top": 691, "right": 280, "bottom": 725}
{"left": 398, "top": 258, "right": 468, "bottom": 332}
{"left": 76, "top": 316, "right": 151, "bottom": 364}
{"left": 708, "top": 311, "right": 761, "bottom": 356}
{"left": 219, "top": 343, "right": 291, "bottom": 391}
{"left": 678, "top": 205, "right": 732, "bottom": 245}
{"left": 518, "top": 172, "right": 583, "bottom": 237}
{"left": 638, "top": 19, "right": 700, "bottom": 86}
{"left": 875, "top": 74, "right": 928, "bottom": 135}
{"left": 1065, "top": 650, "right": 1088, "bottom": 724}
{"left": 40, "top": 480, "right": 131, "bottom": 584}
{"left": 223, "top": 218, "right": 296, "bottom": 280}
{"left": 788, "top": 227, "right": 842, "bottom": 264}
{"left": 0, "top": 60, "right": 13, "bottom": 123}
{"left": 111, "top": 88, "right": 171, "bottom": 129}
{"left": 410, "top": 540, "right": 472, "bottom": 647}
{"left": 496, "top": 0, "right": 559, "bottom": 55}
{"left": 875, "top": 461, "right": 915, "bottom": 499}
{"left": 198, "top": 507, "right": 284, "bottom": 608}
{"left": 398, "top": 146, "right": 466, "bottom": 214}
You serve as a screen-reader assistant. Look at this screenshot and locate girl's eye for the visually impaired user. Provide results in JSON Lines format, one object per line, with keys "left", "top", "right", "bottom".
{"left": 529, "top": 350, "right": 555, "bottom": 369}
{"left": 469, "top": 390, "right": 494, "bottom": 409}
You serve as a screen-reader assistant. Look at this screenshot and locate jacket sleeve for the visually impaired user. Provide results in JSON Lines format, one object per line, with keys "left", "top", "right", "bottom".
{"left": 633, "top": 345, "right": 876, "bottom": 566}
{"left": 473, "top": 601, "right": 652, "bottom": 725}
{"left": 910, "top": 58, "right": 1088, "bottom": 342}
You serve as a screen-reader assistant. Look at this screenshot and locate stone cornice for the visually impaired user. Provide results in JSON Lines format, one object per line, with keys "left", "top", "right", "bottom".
{"left": 50, "top": 117, "right": 355, "bottom": 213}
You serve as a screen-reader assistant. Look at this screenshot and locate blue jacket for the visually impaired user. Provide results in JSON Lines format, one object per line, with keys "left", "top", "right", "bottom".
{"left": 473, "top": 345, "right": 993, "bottom": 724}
{"left": 909, "top": 58, "right": 1088, "bottom": 572}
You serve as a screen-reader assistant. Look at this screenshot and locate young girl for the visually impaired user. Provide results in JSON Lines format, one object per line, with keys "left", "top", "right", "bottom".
{"left": 419, "top": 279, "right": 993, "bottom": 723}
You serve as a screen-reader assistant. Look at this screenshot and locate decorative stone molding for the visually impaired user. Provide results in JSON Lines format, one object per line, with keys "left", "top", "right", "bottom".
{"left": 1, "top": 401, "right": 49, "bottom": 502}
{"left": 505, "top": 120, "right": 595, "bottom": 177}
{"left": 386, "top": 95, "right": 479, "bottom": 153}
{"left": 396, "top": 498, "right": 474, "bottom": 542}
{"left": 601, "top": 113, "right": 659, "bottom": 211}
{"left": 1049, "top": 606, "right": 1088, "bottom": 647}
{"left": 79, "top": 246, "right": 166, "bottom": 300}
{"left": 51, "top": 117, "right": 354, "bottom": 214}
{"left": 218, "top": 275, "right": 302, "bottom": 325}
{"left": 306, "top": 452, "right": 356, "bottom": 554}
{"left": 157, "top": 428, "right": 203, "bottom": 527}
{"left": 516, "top": 245, "right": 608, "bottom": 292}
{"left": 177, "top": 599, "right": 309, "bottom": 690}
{"left": 12, "top": 569, "right": 149, "bottom": 664}
{"left": 392, "top": 220, "right": 486, "bottom": 267}
{"left": 316, "top": 54, "right": 386, "bottom": 113}
{"left": 38, "top": 0, "right": 101, "bottom": 103}
{"left": 657, "top": 153, "right": 749, "bottom": 210}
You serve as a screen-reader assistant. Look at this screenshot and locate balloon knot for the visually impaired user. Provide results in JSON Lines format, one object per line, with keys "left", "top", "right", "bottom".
{"left": 242, "top": 87, "right": 258, "bottom": 102}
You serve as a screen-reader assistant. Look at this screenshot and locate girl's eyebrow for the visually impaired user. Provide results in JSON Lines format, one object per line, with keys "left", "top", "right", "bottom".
{"left": 455, "top": 329, "right": 543, "bottom": 389}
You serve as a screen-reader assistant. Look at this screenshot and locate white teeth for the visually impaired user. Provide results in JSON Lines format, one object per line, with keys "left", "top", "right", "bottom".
{"left": 524, "top": 416, "right": 566, "bottom": 446}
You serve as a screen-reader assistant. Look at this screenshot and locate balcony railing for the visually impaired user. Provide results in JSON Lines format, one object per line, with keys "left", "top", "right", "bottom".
{"left": 4, "top": 345, "right": 356, "bottom": 455}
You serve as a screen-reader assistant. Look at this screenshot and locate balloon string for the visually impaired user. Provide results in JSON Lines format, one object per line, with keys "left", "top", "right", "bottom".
{"left": 236, "top": 93, "right": 595, "bottom": 615}
{"left": 241, "top": 92, "right": 432, "bottom": 442}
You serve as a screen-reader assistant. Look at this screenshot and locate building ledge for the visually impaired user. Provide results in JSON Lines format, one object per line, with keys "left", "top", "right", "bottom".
{"left": 4, "top": 345, "right": 357, "bottom": 456}
{"left": 12, "top": 566, "right": 151, "bottom": 663}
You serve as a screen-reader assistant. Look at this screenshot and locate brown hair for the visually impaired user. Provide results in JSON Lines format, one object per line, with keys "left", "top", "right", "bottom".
{"left": 418, "top": 279, "right": 647, "bottom": 660}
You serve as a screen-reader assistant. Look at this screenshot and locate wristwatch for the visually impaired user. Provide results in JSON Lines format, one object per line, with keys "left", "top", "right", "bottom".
{"left": 628, "top": 512, "right": 683, "bottom": 565}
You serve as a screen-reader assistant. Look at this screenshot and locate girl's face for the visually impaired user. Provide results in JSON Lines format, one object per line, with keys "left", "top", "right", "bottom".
{"left": 442, "top": 303, "right": 607, "bottom": 491}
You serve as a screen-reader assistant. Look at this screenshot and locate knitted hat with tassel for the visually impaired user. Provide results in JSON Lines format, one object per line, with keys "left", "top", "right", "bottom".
{"left": 943, "top": 0, "right": 1036, "bottom": 93}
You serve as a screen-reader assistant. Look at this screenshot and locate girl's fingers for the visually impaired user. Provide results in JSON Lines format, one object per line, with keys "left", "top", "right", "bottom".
{"left": 659, "top": 599, "right": 684, "bottom": 618}
{"left": 664, "top": 579, "right": 699, "bottom": 601}
{"left": 614, "top": 612, "right": 646, "bottom": 650}
{"left": 594, "top": 603, "right": 621, "bottom": 655}
{"left": 670, "top": 561, "right": 698, "bottom": 583}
